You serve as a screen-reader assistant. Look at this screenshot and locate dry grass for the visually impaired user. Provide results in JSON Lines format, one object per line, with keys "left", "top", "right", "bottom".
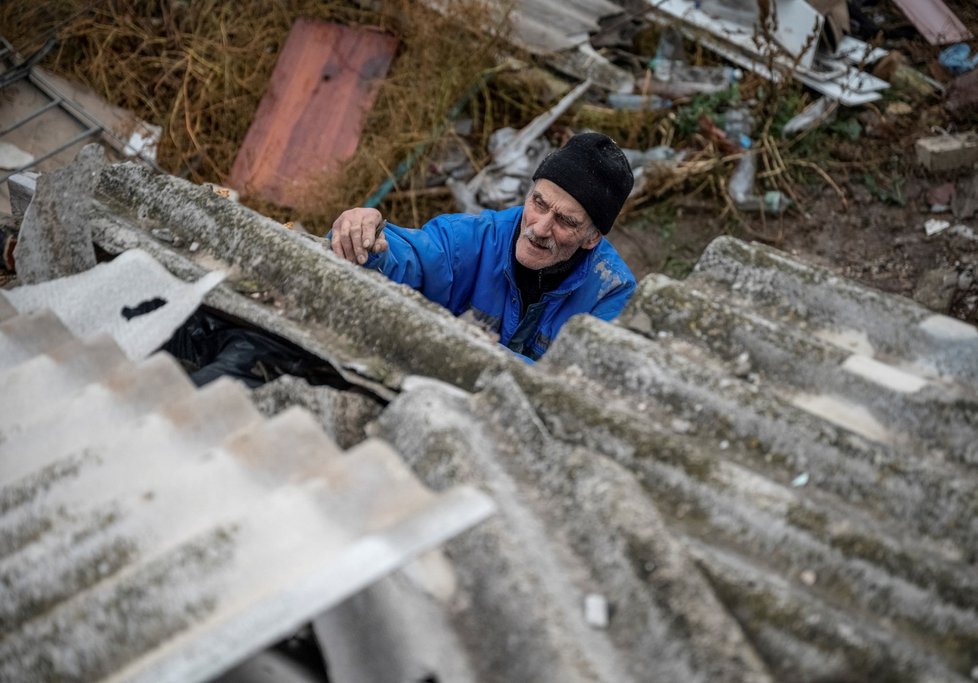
{"left": 0, "top": 0, "right": 512, "bottom": 230}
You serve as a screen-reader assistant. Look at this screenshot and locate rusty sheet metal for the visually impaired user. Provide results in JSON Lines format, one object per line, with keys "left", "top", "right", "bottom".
{"left": 891, "top": 0, "right": 972, "bottom": 46}
{"left": 0, "top": 300, "right": 494, "bottom": 683}
{"left": 229, "top": 19, "right": 397, "bottom": 208}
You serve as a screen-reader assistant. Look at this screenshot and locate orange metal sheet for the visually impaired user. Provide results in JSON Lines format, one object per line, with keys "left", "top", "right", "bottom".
{"left": 229, "top": 19, "right": 397, "bottom": 207}
{"left": 890, "top": 0, "right": 972, "bottom": 46}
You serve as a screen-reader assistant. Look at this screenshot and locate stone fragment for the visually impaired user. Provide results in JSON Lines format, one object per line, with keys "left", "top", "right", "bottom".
{"left": 915, "top": 132, "right": 978, "bottom": 172}
{"left": 12, "top": 144, "right": 104, "bottom": 284}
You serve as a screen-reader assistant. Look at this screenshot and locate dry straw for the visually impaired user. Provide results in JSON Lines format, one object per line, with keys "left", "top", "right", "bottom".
{"left": 0, "top": 0, "right": 511, "bottom": 230}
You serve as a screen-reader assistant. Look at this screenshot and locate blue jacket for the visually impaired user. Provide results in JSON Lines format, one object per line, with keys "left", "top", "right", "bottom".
{"left": 365, "top": 205, "right": 636, "bottom": 361}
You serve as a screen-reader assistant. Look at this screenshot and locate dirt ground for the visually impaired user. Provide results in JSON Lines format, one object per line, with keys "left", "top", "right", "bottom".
{"left": 610, "top": 164, "right": 978, "bottom": 326}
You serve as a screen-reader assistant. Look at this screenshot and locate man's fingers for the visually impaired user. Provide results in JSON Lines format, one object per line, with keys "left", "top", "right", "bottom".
{"left": 330, "top": 208, "right": 384, "bottom": 264}
{"left": 372, "top": 232, "right": 389, "bottom": 254}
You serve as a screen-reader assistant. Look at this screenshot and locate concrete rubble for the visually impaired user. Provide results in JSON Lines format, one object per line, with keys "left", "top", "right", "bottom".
{"left": 5, "top": 143, "right": 978, "bottom": 680}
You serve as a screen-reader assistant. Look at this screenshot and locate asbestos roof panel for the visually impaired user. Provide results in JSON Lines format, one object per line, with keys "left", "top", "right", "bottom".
{"left": 3, "top": 249, "right": 224, "bottom": 360}
{"left": 891, "top": 0, "right": 972, "bottom": 46}
{"left": 0, "top": 300, "right": 494, "bottom": 683}
{"left": 39, "top": 152, "right": 978, "bottom": 681}
{"left": 228, "top": 19, "right": 398, "bottom": 208}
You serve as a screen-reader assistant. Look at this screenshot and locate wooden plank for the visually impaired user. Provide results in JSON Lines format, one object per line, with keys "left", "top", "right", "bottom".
{"left": 229, "top": 19, "right": 397, "bottom": 208}
{"left": 890, "top": 0, "right": 972, "bottom": 46}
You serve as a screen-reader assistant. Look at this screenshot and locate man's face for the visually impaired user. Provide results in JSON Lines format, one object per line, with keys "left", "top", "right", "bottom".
{"left": 516, "top": 179, "right": 602, "bottom": 270}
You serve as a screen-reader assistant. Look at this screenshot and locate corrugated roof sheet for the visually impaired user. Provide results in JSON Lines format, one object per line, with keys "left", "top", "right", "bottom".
{"left": 0, "top": 298, "right": 494, "bottom": 682}
{"left": 19, "top": 151, "right": 978, "bottom": 681}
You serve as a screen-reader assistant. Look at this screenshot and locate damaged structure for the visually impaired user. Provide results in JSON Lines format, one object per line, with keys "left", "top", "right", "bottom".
{"left": 3, "top": 147, "right": 976, "bottom": 682}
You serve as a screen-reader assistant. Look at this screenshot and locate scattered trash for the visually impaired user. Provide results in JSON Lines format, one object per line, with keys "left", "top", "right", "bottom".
{"left": 719, "top": 440, "right": 730, "bottom": 450}
{"left": 458, "top": 79, "right": 591, "bottom": 212}
{"left": 873, "top": 52, "right": 942, "bottom": 100}
{"left": 799, "top": 569, "right": 817, "bottom": 586}
{"left": 584, "top": 593, "right": 609, "bottom": 629}
{"left": 915, "top": 132, "right": 978, "bottom": 172}
{"left": 884, "top": 102, "right": 913, "bottom": 117}
{"left": 782, "top": 98, "right": 839, "bottom": 137}
{"left": 649, "top": 27, "right": 741, "bottom": 99}
{"left": 925, "top": 219, "right": 952, "bottom": 236}
{"left": 951, "top": 224, "right": 978, "bottom": 242}
{"left": 927, "top": 182, "right": 955, "bottom": 213}
{"left": 939, "top": 43, "right": 978, "bottom": 75}
{"left": 890, "top": 0, "right": 972, "bottom": 47}
{"left": 0, "top": 141, "right": 35, "bottom": 170}
{"left": 728, "top": 152, "right": 790, "bottom": 215}
{"left": 723, "top": 107, "right": 754, "bottom": 150}
{"left": 607, "top": 93, "right": 671, "bottom": 111}
{"left": 790, "top": 472, "right": 810, "bottom": 488}
{"left": 645, "top": 0, "right": 889, "bottom": 105}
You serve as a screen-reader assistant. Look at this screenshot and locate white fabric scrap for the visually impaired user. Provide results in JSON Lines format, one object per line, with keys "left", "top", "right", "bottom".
{"left": 4, "top": 249, "right": 224, "bottom": 360}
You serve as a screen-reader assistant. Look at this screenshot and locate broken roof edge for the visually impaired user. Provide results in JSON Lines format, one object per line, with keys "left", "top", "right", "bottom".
{"left": 89, "top": 159, "right": 518, "bottom": 394}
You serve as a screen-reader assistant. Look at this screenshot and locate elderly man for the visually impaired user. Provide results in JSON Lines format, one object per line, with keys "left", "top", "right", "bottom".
{"left": 330, "top": 132, "right": 637, "bottom": 361}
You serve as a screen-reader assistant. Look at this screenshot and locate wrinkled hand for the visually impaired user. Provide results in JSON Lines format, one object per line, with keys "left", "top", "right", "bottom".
{"left": 330, "top": 207, "right": 389, "bottom": 265}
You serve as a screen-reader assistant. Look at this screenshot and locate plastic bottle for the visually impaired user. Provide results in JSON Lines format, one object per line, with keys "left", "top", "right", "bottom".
{"left": 724, "top": 107, "right": 753, "bottom": 149}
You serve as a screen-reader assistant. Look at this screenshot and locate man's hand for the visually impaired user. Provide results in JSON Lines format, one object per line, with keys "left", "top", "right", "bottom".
{"left": 330, "top": 207, "right": 389, "bottom": 265}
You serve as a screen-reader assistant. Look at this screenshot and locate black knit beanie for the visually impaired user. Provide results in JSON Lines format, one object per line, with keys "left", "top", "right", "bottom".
{"left": 531, "top": 132, "right": 633, "bottom": 234}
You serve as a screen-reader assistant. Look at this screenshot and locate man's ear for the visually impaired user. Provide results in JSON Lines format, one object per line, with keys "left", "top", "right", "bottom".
{"left": 582, "top": 230, "right": 602, "bottom": 250}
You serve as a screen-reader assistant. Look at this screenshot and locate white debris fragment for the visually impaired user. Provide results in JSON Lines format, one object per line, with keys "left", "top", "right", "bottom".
{"left": 800, "top": 569, "right": 817, "bottom": 586}
{"left": 0, "top": 141, "right": 35, "bottom": 170}
{"left": 924, "top": 219, "right": 951, "bottom": 236}
{"left": 584, "top": 593, "right": 609, "bottom": 629}
{"left": 791, "top": 472, "right": 810, "bottom": 488}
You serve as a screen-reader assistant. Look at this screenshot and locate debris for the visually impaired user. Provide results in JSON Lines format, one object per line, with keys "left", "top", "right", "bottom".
{"left": 121, "top": 120, "right": 162, "bottom": 163}
{"left": 645, "top": 0, "right": 889, "bottom": 105}
{"left": 723, "top": 107, "right": 753, "bottom": 150}
{"left": 649, "top": 27, "right": 741, "bottom": 99}
{"left": 728, "top": 152, "right": 789, "bottom": 215}
{"left": 0, "top": 141, "right": 35, "bottom": 169}
{"left": 939, "top": 43, "right": 978, "bottom": 75}
{"left": 782, "top": 98, "right": 839, "bottom": 137}
{"left": 925, "top": 219, "right": 952, "bottom": 236}
{"left": 607, "top": 93, "right": 671, "bottom": 110}
{"left": 913, "top": 266, "right": 959, "bottom": 312}
{"left": 889, "top": 0, "right": 972, "bottom": 47}
{"left": 790, "top": 472, "right": 810, "bottom": 488}
{"left": 952, "top": 173, "right": 978, "bottom": 220}
{"left": 12, "top": 144, "right": 103, "bottom": 284}
{"left": 584, "top": 593, "right": 609, "bottom": 629}
{"left": 461, "top": 79, "right": 591, "bottom": 211}
{"left": 229, "top": 19, "right": 398, "bottom": 208}
{"left": 873, "top": 52, "right": 942, "bottom": 99}
{"left": 799, "top": 569, "right": 817, "bottom": 586}
{"left": 884, "top": 102, "right": 913, "bottom": 117}
{"left": 915, "top": 132, "right": 978, "bottom": 172}
{"left": 947, "top": 68, "right": 978, "bottom": 121}
{"left": 927, "top": 181, "right": 955, "bottom": 213}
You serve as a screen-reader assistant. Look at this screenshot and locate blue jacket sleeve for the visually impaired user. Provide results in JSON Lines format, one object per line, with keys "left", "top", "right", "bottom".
{"left": 364, "top": 215, "right": 486, "bottom": 313}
